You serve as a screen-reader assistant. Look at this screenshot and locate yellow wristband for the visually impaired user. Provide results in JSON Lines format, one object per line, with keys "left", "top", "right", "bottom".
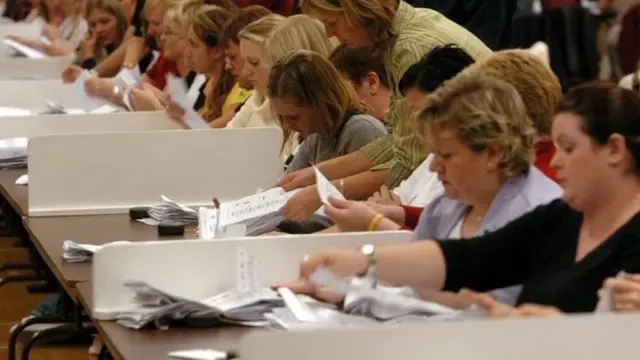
{"left": 367, "top": 214, "right": 384, "bottom": 232}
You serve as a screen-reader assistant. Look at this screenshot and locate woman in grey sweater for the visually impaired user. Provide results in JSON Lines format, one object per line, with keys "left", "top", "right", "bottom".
{"left": 269, "top": 50, "right": 386, "bottom": 233}
{"left": 269, "top": 50, "right": 387, "bottom": 175}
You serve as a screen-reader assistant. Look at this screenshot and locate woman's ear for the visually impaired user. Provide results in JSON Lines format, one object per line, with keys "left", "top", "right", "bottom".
{"left": 606, "top": 133, "right": 628, "bottom": 168}
{"left": 210, "top": 45, "right": 225, "bottom": 61}
{"left": 364, "top": 72, "right": 380, "bottom": 95}
{"left": 485, "top": 141, "right": 503, "bottom": 171}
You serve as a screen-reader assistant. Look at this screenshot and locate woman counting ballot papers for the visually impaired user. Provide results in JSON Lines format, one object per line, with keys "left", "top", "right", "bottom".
{"left": 277, "top": 81, "right": 640, "bottom": 317}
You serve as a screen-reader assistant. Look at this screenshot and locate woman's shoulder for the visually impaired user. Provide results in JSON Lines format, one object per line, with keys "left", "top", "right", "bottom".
{"left": 344, "top": 113, "right": 387, "bottom": 134}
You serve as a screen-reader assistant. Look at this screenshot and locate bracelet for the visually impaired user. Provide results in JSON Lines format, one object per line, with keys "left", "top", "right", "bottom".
{"left": 122, "top": 62, "right": 135, "bottom": 69}
{"left": 367, "top": 213, "right": 384, "bottom": 232}
{"left": 339, "top": 178, "right": 345, "bottom": 196}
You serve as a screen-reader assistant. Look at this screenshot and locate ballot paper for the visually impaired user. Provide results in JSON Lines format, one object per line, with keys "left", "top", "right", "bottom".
{"left": 62, "top": 240, "right": 102, "bottom": 263}
{"left": 117, "top": 248, "right": 284, "bottom": 330}
{"left": 169, "top": 349, "right": 229, "bottom": 360}
{"left": 71, "top": 70, "right": 108, "bottom": 111}
{"left": 3, "top": 38, "right": 46, "bottom": 58}
{"left": 264, "top": 287, "right": 378, "bottom": 330}
{"left": 144, "top": 195, "right": 198, "bottom": 226}
{"left": 15, "top": 174, "right": 27, "bottom": 185}
{"left": 314, "top": 166, "right": 344, "bottom": 205}
{"left": 0, "top": 137, "right": 27, "bottom": 168}
{"left": 309, "top": 267, "right": 458, "bottom": 316}
{"left": 166, "top": 74, "right": 208, "bottom": 129}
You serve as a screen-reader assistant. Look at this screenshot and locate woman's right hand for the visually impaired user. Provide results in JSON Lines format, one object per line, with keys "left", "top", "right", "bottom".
{"left": 272, "top": 248, "right": 368, "bottom": 303}
{"left": 276, "top": 167, "right": 316, "bottom": 191}
{"left": 61, "top": 65, "right": 83, "bottom": 83}
{"left": 368, "top": 185, "right": 401, "bottom": 206}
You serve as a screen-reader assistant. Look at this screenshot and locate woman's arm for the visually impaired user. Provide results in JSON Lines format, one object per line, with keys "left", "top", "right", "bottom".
{"left": 92, "top": 29, "right": 136, "bottom": 77}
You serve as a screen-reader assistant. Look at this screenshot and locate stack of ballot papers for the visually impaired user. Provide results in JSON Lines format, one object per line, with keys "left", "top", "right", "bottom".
{"left": 217, "top": 187, "right": 297, "bottom": 236}
{"left": 143, "top": 195, "right": 198, "bottom": 226}
{"left": 115, "top": 281, "right": 284, "bottom": 330}
{"left": 62, "top": 240, "right": 101, "bottom": 263}
{"left": 0, "top": 137, "right": 27, "bottom": 168}
{"left": 264, "top": 267, "right": 477, "bottom": 330}
{"left": 198, "top": 188, "right": 298, "bottom": 239}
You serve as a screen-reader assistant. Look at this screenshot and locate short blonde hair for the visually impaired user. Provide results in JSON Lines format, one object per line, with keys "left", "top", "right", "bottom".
{"left": 300, "top": 0, "right": 398, "bottom": 48}
{"left": 261, "top": 14, "right": 337, "bottom": 66}
{"left": 416, "top": 73, "right": 535, "bottom": 178}
{"left": 238, "top": 13, "right": 286, "bottom": 45}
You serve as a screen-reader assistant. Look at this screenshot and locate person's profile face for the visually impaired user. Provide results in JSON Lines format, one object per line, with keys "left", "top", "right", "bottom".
{"left": 239, "top": 38, "right": 268, "bottom": 94}
{"left": 226, "top": 41, "right": 252, "bottom": 89}
{"left": 88, "top": 9, "right": 118, "bottom": 45}
{"left": 316, "top": 10, "right": 369, "bottom": 48}
{"left": 427, "top": 129, "right": 501, "bottom": 203}
{"left": 550, "top": 112, "right": 613, "bottom": 211}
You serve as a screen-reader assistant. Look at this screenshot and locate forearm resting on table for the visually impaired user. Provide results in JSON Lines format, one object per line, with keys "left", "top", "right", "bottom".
{"left": 316, "top": 150, "right": 372, "bottom": 181}
{"left": 414, "top": 288, "right": 473, "bottom": 310}
{"left": 333, "top": 170, "right": 387, "bottom": 200}
{"left": 374, "top": 241, "right": 446, "bottom": 290}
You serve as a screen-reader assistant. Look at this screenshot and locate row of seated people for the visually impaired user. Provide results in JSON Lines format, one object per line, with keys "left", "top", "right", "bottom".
{"left": 9, "top": 0, "right": 640, "bottom": 354}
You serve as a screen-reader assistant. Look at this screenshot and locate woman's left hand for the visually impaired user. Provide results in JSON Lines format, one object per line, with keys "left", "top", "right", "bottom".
{"left": 459, "top": 289, "right": 564, "bottom": 318}
{"left": 324, "top": 196, "right": 379, "bottom": 232}
{"left": 281, "top": 185, "right": 322, "bottom": 222}
{"left": 605, "top": 273, "right": 640, "bottom": 312}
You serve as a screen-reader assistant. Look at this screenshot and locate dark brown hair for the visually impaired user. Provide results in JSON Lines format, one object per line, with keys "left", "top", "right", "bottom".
{"left": 220, "top": 5, "right": 272, "bottom": 46}
{"left": 557, "top": 82, "right": 640, "bottom": 174}
{"left": 329, "top": 44, "right": 389, "bottom": 88}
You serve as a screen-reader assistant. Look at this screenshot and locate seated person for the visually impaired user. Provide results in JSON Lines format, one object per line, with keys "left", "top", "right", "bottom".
{"left": 74, "top": 0, "right": 128, "bottom": 70}
{"left": 329, "top": 44, "right": 390, "bottom": 122}
{"left": 164, "top": 4, "right": 238, "bottom": 126}
{"left": 7, "top": 0, "right": 88, "bottom": 56}
{"left": 216, "top": 5, "right": 272, "bottom": 114}
{"left": 283, "top": 81, "right": 640, "bottom": 316}
{"left": 273, "top": 50, "right": 387, "bottom": 177}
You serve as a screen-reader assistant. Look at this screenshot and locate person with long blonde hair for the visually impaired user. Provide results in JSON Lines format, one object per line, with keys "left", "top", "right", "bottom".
{"left": 164, "top": 4, "right": 236, "bottom": 126}
{"left": 226, "top": 14, "right": 336, "bottom": 161}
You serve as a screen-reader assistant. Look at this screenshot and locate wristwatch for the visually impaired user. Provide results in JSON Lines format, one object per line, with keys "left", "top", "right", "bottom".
{"left": 359, "top": 244, "right": 377, "bottom": 289}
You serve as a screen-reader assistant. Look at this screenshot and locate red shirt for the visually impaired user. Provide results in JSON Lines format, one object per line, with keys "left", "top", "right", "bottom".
{"left": 401, "top": 141, "right": 559, "bottom": 229}
{"left": 145, "top": 54, "right": 179, "bottom": 89}
{"left": 233, "top": 0, "right": 296, "bottom": 15}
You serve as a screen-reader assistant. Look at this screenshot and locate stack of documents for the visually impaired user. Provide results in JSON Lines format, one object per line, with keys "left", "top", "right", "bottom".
{"left": 0, "top": 137, "right": 27, "bottom": 168}
{"left": 217, "top": 187, "right": 297, "bottom": 236}
{"left": 62, "top": 240, "right": 101, "bottom": 263}
{"left": 144, "top": 195, "right": 198, "bottom": 226}
{"left": 116, "top": 281, "right": 284, "bottom": 330}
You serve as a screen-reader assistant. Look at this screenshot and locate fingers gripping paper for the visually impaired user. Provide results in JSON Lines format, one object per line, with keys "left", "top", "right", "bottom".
{"left": 314, "top": 167, "right": 344, "bottom": 205}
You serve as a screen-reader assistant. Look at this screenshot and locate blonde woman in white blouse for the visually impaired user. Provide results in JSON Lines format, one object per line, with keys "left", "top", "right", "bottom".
{"left": 227, "top": 14, "right": 337, "bottom": 160}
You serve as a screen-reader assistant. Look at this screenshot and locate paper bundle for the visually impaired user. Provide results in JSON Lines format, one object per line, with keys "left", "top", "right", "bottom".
{"left": 116, "top": 281, "right": 284, "bottom": 330}
{"left": 0, "top": 137, "right": 27, "bottom": 168}
{"left": 143, "top": 195, "right": 198, "bottom": 226}
{"left": 62, "top": 240, "right": 102, "bottom": 263}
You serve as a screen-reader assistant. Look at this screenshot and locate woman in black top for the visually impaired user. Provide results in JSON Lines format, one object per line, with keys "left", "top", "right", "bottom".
{"left": 280, "top": 82, "right": 640, "bottom": 315}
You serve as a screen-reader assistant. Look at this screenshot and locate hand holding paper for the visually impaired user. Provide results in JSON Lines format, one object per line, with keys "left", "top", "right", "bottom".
{"left": 166, "top": 74, "right": 208, "bottom": 129}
